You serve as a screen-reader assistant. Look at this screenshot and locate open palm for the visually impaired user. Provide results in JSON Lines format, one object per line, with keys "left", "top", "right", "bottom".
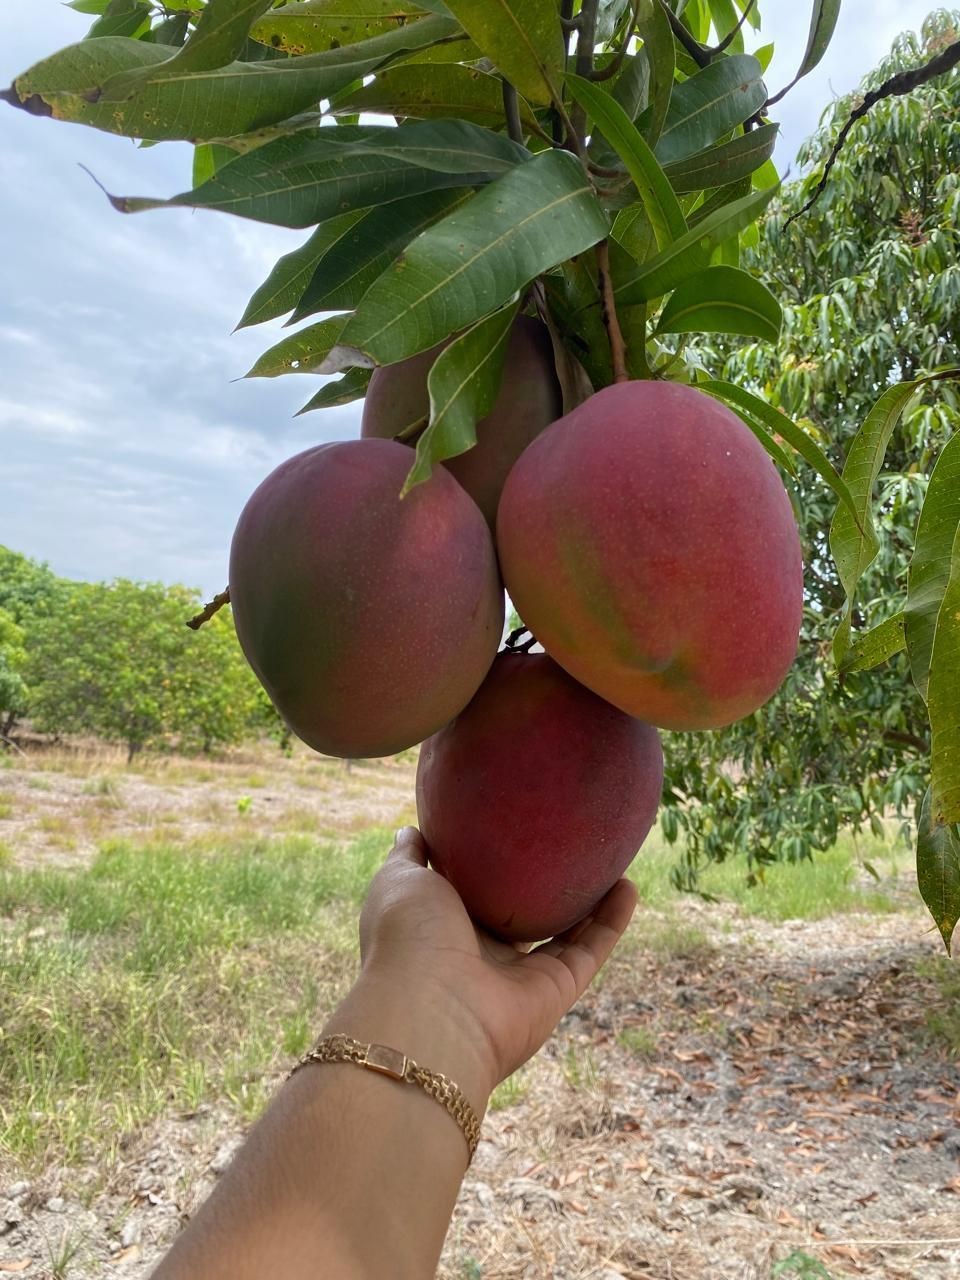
{"left": 359, "top": 827, "right": 637, "bottom": 1086}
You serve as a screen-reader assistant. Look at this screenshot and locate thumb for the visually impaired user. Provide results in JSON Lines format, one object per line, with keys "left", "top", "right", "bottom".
{"left": 389, "top": 825, "right": 428, "bottom": 867}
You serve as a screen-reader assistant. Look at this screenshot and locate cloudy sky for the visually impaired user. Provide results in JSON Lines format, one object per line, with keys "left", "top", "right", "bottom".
{"left": 0, "top": 0, "right": 941, "bottom": 595}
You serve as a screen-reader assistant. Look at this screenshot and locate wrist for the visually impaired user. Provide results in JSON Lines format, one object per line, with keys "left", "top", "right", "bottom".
{"left": 320, "top": 970, "right": 496, "bottom": 1118}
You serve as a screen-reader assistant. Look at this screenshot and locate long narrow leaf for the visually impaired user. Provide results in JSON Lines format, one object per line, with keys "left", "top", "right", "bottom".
{"left": 566, "top": 73, "right": 686, "bottom": 251}
{"left": 917, "top": 785, "right": 960, "bottom": 954}
{"left": 251, "top": 1, "right": 430, "bottom": 55}
{"left": 654, "top": 54, "right": 766, "bottom": 167}
{"left": 441, "top": 0, "right": 564, "bottom": 105}
{"left": 656, "top": 265, "right": 781, "bottom": 340}
{"left": 614, "top": 182, "right": 777, "bottom": 304}
{"left": 237, "top": 212, "right": 364, "bottom": 329}
{"left": 905, "top": 430, "right": 960, "bottom": 701}
{"left": 838, "top": 612, "right": 907, "bottom": 674}
{"left": 929, "top": 521, "right": 960, "bottom": 827}
{"left": 296, "top": 366, "right": 373, "bottom": 414}
{"left": 403, "top": 299, "right": 520, "bottom": 492}
{"left": 326, "top": 149, "right": 609, "bottom": 369}
{"left": 664, "top": 123, "right": 779, "bottom": 194}
{"left": 636, "top": 0, "right": 674, "bottom": 147}
{"left": 829, "top": 381, "right": 922, "bottom": 666}
{"left": 245, "top": 315, "right": 349, "bottom": 378}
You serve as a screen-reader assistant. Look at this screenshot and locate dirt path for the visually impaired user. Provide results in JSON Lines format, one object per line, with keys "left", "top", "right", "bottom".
{"left": 3, "top": 900, "right": 957, "bottom": 1279}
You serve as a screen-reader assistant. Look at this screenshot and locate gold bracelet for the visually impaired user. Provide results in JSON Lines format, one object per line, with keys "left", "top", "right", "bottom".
{"left": 287, "top": 1033, "right": 481, "bottom": 1162}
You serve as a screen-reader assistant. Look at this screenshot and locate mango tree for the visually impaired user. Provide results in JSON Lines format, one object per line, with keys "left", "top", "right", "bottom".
{"left": 7, "top": 0, "right": 960, "bottom": 945}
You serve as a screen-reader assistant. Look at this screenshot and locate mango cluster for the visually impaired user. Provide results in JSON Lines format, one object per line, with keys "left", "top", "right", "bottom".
{"left": 230, "top": 317, "right": 803, "bottom": 940}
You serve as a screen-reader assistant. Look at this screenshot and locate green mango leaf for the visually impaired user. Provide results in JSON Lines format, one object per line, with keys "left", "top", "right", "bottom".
{"left": 612, "top": 201, "right": 657, "bottom": 264}
{"left": 335, "top": 63, "right": 531, "bottom": 128}
{"left": 296, "top": 366, "right": 372, "bottom": 414}
{"left": 905, "top": 430, "right": 960, "bottom": 702}
{"left": 105, "top": 0, "right": 274, "bottom": 84}
{"left": 10, "top": 15, "right": 459, "bottom": 141}
{"left": 326, "top": 148, "right": 608, "bottom": 369}
{"left": 86, "top": 0, "right": 153, "bottom": 40}
{"left": 403, "top": 299, "right": 520, "bottom": 492}
{"left": 656, "top": 264, "right": 781, "bottom": 340}
{"left": 395, "top": 35, "right": 482, "bottom": 64}
{"left": 292, "top": 188, "right": 472, "bottom": 318}
{"left": 70, "top": 0, "right": 112, "bottom": 13}
{"left": 664, "top": 123, "right": 779, "bottom": 194}
{"left": 251, "top": 1, "right": 430, "bottom": 55}
{"left": 929, "top": 521, "right": 960, "bottom": 826}
{"left": 655, "top": 55, "right": 766, "bottom": 167}
{"left": 829, "top": 380, "right": 923, "bottom": 667}
{"left": 596, "top": 0, "right": 632, "bottom": 43}
{"left": 237, "top": 211, "right": 364, "bottom": 328}
{"left": 636, "top": 0, "right": 674, "bottom": 147}
{"left": 245, "top": 315, "right": 349, "bottom": 377}
{"left": 614, "top": 182, "right": 777, "bottom": 304}
{"left": 794, "top": 0, "right": 842, "bottom": 85}
{"left": 838, "top": 612, "right": 907, "bottom": 674}
{"left": 566, "top": 73, "right": 685, "bottom": 252}
{"left": 191, "top": 141, "right": 237, "bottom": 188}
{"left": 754, "top": 42, "right": 774, "bottom": 73}
{"left": 917, "top": 785, "right": 960, "bottom": 954}
{"left": 113, "top": 120, "right": 522, "bottom": 227}
{"left": 687, "top": 177, "right": 751, "bottom": 227}
{"left": 441, "top": 0, "right": 564, "bottom": 106}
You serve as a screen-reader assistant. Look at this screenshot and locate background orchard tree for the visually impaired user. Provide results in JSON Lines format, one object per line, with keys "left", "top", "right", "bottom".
{"left": 5, "top": 0, "right": 959, "bottom": 944}
{"left": 663, "top": 7, "right": 960, "bottom": 892}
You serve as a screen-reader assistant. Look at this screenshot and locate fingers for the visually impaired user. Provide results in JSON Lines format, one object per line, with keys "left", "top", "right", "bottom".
{"left": 389, "top": 825, "right": 427, "bottom": 867}
{"left": 531, "top": 878, "right": 638, "bottom": 997}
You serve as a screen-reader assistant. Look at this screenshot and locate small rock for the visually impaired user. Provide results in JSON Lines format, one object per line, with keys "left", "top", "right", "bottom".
{"left": 210, "top": 1139, "right": 242, "bottom": 1176}
{"left": 121, "top": 1218, "right": 142, "bottom": 1248}
{"left": 503, "top": 1177, "right": 565, "bottom": 1216}
{"left": 2, "top": 1200, "right": 23, "bottom": 1233}
{"left": 46, "top": 1196, "right": 66, "bottom": 1213}
{"left": 469, "top": 1181, "right": 495, "bottom": 1210}
{"left": 5, "top": 1183, "right": 29, "bottom": 1201}
{"left": 942, "top": 1130, "right": 960, "bottom": 1160}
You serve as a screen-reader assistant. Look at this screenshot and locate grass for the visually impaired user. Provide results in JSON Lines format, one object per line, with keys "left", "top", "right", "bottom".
{"left": 628, "top": 824, "right": 902, "bottom": 923}
{"left": 0, "top": 828, "right": 395, "bottom": 1172}
{"left": 0, "top": 795, "right": 12, "bottom": 819}
{"left": 616, "top": 1025, "right": 658, "bottom": 1059}
{"left": 916, "top": 956, "right": 960, "bottom": 1056}
{"left": 489, "top": 1068, "right": 529, "bottom": 1112}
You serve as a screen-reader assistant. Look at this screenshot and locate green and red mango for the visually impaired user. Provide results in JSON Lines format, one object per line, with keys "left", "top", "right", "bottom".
{"left": 497, "top": 381, "right": 803, "bottom": 730}
{"left": 417, "top": 651, "right": 663, "bottom": 942}
{"left": 361, "top": 315, "right": 562, "bottom": 530}
{"left": 229, "top": 439, "right": 503, "bottom": 759}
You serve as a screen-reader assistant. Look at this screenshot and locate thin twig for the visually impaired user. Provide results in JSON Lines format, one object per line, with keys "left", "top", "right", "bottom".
{"left": 589, "top": 0, "right": 639, "bottom": 82}
{"left": 0, "top": 732, "right": 26, "bottom": 756}
{"left": 554, "top": 0, "right": 576, "bottom": 145}
{"left": 186, "top": 588, "right": 231, "bottom": 631}
{"left": 708, "top": 0, "right": 756, "bottom": 55}
{"left": 596, "top": 239, "right": 629, "bottom": 384}
{"left": 393, "top": 413, "right": 429, "bottom": 443}
{"left": 660, "top": 0, "right": 710, "bottom": 69}
{"left": 502, "top": 78, "right": 524, "bottom": 143}
{"left": 570, "top": 0, "right": 600, "bottom": 138}
{"left": 784, "top": 36, "right": 960, "bottom": 224}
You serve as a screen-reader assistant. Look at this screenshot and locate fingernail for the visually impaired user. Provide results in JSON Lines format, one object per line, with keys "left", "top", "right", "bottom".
{"left": 395, "top": 826, "right": 410, "bottom": 843}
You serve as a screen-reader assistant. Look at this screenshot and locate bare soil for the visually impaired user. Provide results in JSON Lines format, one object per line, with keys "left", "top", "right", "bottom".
{"left": 1, "top": 748, "right": 958, "bottom": 1278}
{"left": 4, "top": 907, "right": 958, "bottom": 1278}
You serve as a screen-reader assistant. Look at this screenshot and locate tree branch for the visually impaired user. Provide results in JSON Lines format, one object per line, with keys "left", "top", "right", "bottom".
{"left": 502, "top": 78, "right": 524, "bottom": 143}
{"left": 708, "top": 0, "right": 756, "bottom": 56}
{"left": 570, "top": 0, "right": 600, "bottom": 137}
{"left": 784, "top": 37, "right": 960, "bottom": 227}
{"left": 596, "top": 239, "right": 629, "bottom": 384}
{"left": 659, "top": 0, "right": 710, "bottom": 69}
{"left": 589, "top": 0, "right": 640, "bottom": 81}
{"left": 186, "top": 588, "right": 231, "bottom": 631}
{"left": 883, "top": 729, "right": 930, "bottom": 755}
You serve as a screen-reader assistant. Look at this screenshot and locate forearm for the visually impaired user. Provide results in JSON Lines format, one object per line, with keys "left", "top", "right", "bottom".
{"left": 152, "top": 975, "right": 494, "bottom": 1280}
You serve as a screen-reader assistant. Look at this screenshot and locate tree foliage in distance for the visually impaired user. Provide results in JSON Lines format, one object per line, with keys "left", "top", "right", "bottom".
{"left": 8, "top": 562, "right": 272, "bottom": 761}
{"left": 5, "top": 1, "right": 959, "bottom": 944}
{"left": 664, "top": 10, "right": 960, "bottom": 910}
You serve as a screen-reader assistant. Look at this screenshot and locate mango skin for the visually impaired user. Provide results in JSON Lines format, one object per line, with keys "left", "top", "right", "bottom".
{"left": 416, "top": 651, "right": 663, "bottom": 942}
{"left": 496, "top": 381, "right": 804, "bottom": 731}
{"left": 229, "top": 439, "right": 504, "bottom": 759}
{"left": 360, "top": 315, "right": 562, "bottom": 530}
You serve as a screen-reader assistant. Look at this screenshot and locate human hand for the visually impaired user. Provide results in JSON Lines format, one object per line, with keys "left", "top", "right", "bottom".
{"left": 355, "top": 827, "right": 637, "bottom": 1097}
